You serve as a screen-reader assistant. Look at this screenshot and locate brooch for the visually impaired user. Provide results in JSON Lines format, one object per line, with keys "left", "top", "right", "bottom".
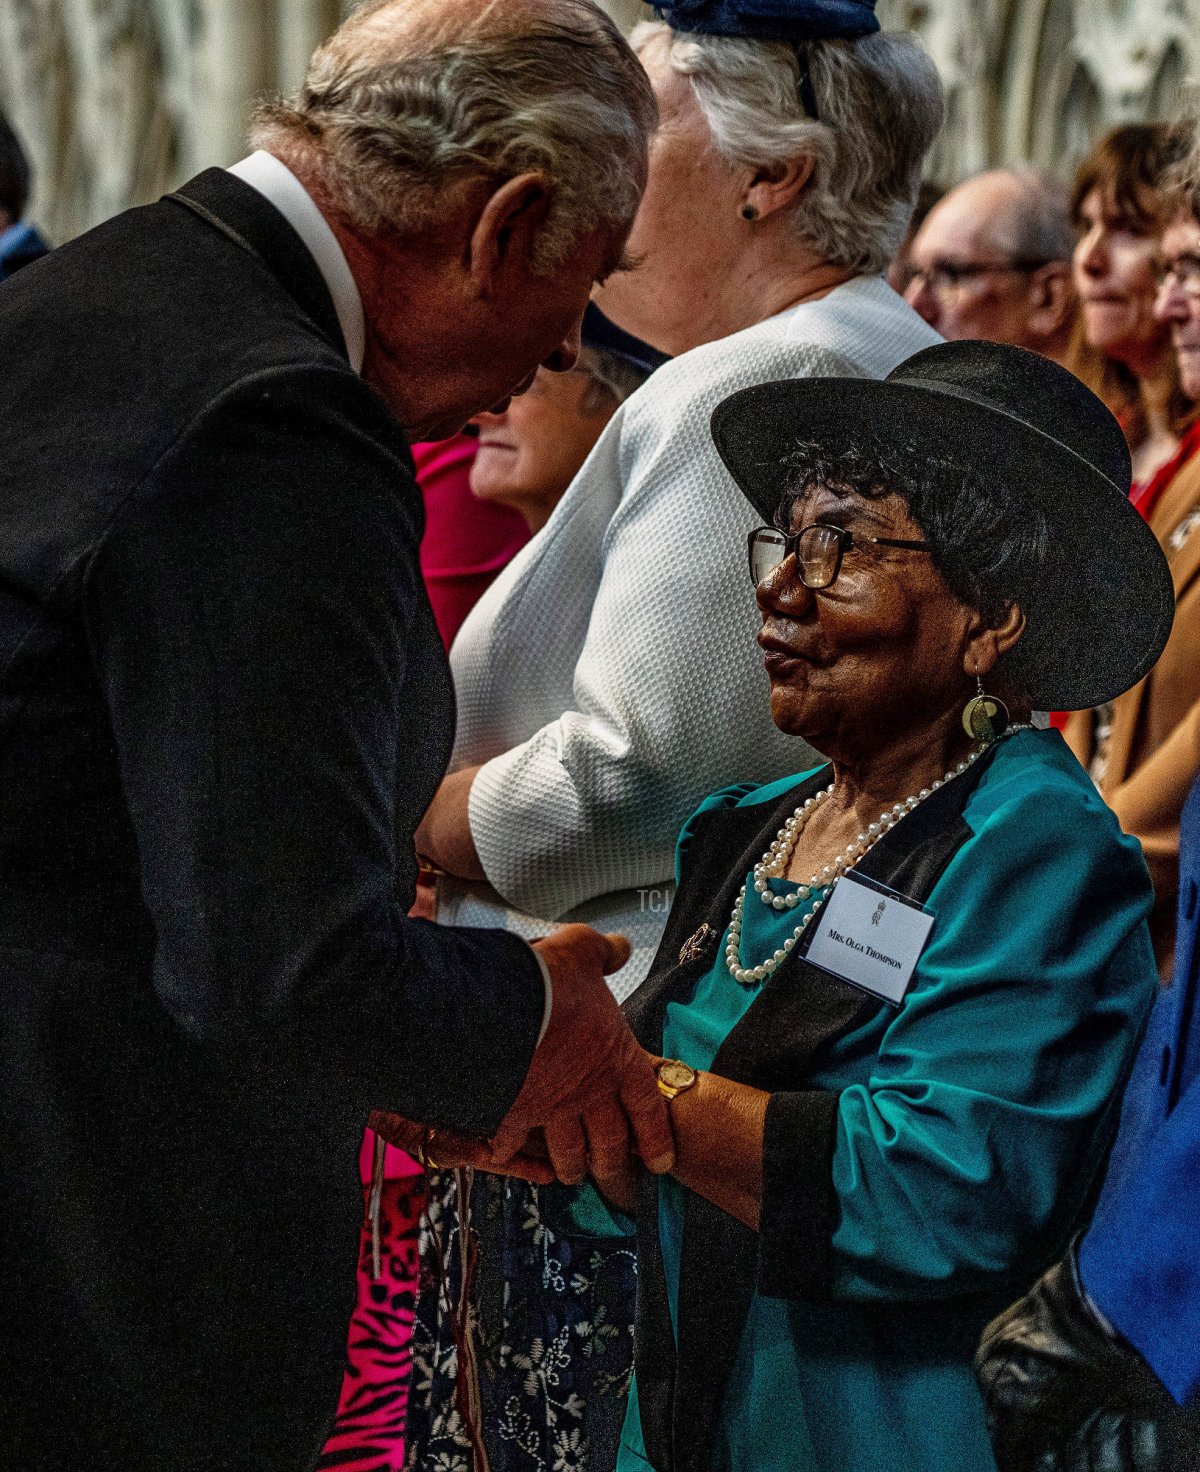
{"left": 679, "top": 923, "right": 717, "bottom": 965}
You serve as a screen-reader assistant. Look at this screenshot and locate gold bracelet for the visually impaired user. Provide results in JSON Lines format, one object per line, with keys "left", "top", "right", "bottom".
{"left": 416, "top": 1127, "right": 441, "bottom": 1171}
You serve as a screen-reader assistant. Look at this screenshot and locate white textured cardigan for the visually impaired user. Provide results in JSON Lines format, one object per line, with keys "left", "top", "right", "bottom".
{"left": 437, "top": 276, "right": 941, "bottom": 999}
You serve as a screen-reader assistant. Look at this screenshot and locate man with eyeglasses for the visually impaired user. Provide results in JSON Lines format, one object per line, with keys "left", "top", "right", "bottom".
{"left": 904, "top": 168, "right": 1076, "bottom": 365}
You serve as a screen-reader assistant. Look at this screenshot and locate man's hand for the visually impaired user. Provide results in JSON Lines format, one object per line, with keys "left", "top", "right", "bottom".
{"left": 975, "top": 1245, "right": 1187, "bottom": 1472}
{"left": 490, "top": 924, "right": 674, "bottom": 1186}
{"left": 367, "top": 1110, "right": 555, "bottom": 1185}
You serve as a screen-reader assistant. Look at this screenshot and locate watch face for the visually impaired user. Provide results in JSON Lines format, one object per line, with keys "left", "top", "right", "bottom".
{"left": 659, "top": 1060, "right": 695, "bottom": 1091}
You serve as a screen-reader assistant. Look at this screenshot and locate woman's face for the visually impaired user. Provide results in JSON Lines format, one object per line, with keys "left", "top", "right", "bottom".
{"left": 591, "top": 35, "right": 746, "bottom": 355}
{"left": 754, "top": 487, "right": 975, "bottom": 755}
{"left": 1073, "top": 187, "right": 1170, "bottom": 374}
{"left": 469, "top": 367, "right": 616, "bottom": 532}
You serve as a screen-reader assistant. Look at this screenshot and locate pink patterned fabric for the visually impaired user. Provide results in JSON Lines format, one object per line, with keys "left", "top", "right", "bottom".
{"left": 318, "top": 1169, "right": 426, "bottom": 1472}
{"left": 317, "top": 434, "right": 527, "bottom": 1467}
{"left": 414, "top": 435, "right": 530, "bottom": 650}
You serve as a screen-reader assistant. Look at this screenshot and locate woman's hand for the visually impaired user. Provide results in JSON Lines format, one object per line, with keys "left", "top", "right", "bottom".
{"left": 589, "top": 1155, "right": 641, "bottom": 1217}
{"left": 413, "top": 766, "right": 487, "bottom": 881}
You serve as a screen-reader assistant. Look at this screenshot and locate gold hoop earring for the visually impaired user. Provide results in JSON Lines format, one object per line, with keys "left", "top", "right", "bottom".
{"left": 962, "top": 674, "right": 1009, "bottom": 743}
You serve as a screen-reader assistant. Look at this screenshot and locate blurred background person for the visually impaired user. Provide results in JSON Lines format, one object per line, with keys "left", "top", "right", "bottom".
{"left": 1071, "top": 123, "right": 1196, "bottom": 497}
{"left": 403, "top": 1, "right": 944, "bottom": 1466}
{"left": 904, "top": 167, "right": 1076, "bottom": 363}
{"left": 414, "top": 434, "right": 531, "bottom": 650}
{"left": 0, "top": 111, "right": 49, "bottom": 282}
{"left": 886, "top": 177, "right": 944, "bottom": 294}
{"left": 470, "top": 304, "right": 667, "bottom": 534}
{"left": 1063, "top": 164, "right": 1200, "bottom": 975}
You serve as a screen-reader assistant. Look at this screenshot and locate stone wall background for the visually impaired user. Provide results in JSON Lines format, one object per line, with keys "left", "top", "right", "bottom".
{"left": 0, "top": 0, "right": 1194, "bottom": 244}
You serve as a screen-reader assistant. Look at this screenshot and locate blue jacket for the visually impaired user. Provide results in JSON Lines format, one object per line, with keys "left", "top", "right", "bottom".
{"left": 0, "top": 219, "right": 49, "bottom": 280}
{"left": 1079, "top": 773, "right": 1200, "bottom": 1407}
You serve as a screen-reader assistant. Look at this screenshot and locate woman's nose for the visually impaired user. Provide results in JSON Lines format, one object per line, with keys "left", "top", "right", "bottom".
{"left": 755, "top": 557, "right": 813, "bottom": 616}
{"left": 543, "top": 314, "right": 583, "bottom": 374}
{"left": 1074, "top": 227, "right": 1106, "bottom": 277}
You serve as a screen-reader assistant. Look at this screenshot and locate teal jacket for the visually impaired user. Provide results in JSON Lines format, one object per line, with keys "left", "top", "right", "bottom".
{"left": 619, "top": 729, "right": 1156, "bottom": 1472}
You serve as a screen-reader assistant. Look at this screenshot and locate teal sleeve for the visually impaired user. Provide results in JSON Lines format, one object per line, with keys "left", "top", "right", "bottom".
{"left": 539, "top": 1181, "right": 636, "bottom": 1240}
{"left": 673, "top": 784, "right": 759, "bottom": 885}
{"left": 826, "top": 771, "right": 1156, "bottom": 1302}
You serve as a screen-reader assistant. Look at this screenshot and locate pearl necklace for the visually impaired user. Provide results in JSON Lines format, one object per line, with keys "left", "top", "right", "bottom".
{"left": 725, "top": 730, "right": 1030, "bottom": 986}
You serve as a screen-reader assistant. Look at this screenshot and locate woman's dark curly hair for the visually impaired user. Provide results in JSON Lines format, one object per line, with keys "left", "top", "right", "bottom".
{"left": 779, "top": 434, "right": 1053, "bottom": 697}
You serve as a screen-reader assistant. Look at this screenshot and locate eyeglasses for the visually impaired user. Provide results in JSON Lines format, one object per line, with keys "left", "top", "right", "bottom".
{"left": 908, "top": 258, "right": 1054, "bottom": 297}
{"left": 1156, "top": 252, "right": 1200, "bottom": 297}
{"left": 748, "top": 522, "right": 933, "bottom": 589}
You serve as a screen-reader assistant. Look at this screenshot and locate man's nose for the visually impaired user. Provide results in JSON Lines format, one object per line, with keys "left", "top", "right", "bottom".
{"left": 904, "top": 274, "right": 938, "bottom": 327}
{"left": 542, "top": 315, "right": 583, "bottom": 374}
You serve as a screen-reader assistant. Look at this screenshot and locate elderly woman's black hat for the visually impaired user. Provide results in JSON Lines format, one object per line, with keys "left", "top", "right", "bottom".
{"left": 710, "top": 339, "right": 1175, "bottom": 712}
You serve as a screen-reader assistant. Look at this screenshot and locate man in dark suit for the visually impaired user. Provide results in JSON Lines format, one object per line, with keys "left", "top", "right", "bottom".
{"left": 0, "top": 2, "right": 669, "bottom": 1468}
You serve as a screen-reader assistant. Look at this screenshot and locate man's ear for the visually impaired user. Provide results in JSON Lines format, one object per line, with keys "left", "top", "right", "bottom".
{"left": 1027, "top": 262, "right": 1075, "bottom": 341}
{"left": 466, "top": 172, "right": 554, "bottom": 298}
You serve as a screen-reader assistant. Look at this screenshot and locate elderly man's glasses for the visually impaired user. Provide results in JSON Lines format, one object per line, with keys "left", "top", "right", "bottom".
{"left": 748, "top": 523, "right": 933, "bottom": 589}
{"left": 909, "top": 258, "right": 1053, "bottom": 297}
{"left": 1156, "top": 252, "right": 1200, "bottom": 297}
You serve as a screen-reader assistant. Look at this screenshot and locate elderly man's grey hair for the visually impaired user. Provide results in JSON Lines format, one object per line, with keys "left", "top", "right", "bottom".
{"left": 983, "top": 168, "right": 1076, "bottom": 265}
{"left": 633, "top": 21, "right": 943, "bottom": 277}
{"left": 250, "top": 0, "right": 657, "bottom": 272}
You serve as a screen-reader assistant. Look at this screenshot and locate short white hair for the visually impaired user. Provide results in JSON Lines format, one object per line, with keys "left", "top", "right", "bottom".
{"left": 251, "top": 0, "right": 657, "bottom": 272}
{"left": 634, "top": 21, "right": 943, "bottom": 276}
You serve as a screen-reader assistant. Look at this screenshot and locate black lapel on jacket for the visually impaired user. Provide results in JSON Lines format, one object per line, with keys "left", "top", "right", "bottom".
{"left": 625, "top": 769, "right": 833, "bottom": 1056}
{"left": 630, "top": 743, "right": 1004, "bottom": 1472}
{"left": 624, "top": 769, "right": 831, "bottom": 1472}
{"left": 166, "top": 169, "right": 347, "bottom": 360}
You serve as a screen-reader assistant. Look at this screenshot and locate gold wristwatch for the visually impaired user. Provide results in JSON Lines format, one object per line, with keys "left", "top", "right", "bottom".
{"left": 656, "top": 1058, "right": 699, "bottom": 1101}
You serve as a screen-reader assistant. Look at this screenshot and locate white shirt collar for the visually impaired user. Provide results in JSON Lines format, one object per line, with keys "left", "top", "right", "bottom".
{"left": 227, "top": 150, "right": 366, "bottom": 374}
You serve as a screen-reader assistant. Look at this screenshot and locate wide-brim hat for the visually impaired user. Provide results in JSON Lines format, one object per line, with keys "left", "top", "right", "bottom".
{"left": 655, "top": 0, "right": 879, "bottom": 42}
{"left": 710, "top": 339, "right": 1175, "bottom": 711}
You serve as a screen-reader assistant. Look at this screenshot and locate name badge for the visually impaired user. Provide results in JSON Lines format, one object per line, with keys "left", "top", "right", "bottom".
{"left": 805, "top": 872, "right": 934, "bottom": 1006}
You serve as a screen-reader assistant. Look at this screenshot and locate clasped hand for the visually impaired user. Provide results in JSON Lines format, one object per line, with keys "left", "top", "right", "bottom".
{"left": 371, "top": 924, "right": 675, "bottom": 1189}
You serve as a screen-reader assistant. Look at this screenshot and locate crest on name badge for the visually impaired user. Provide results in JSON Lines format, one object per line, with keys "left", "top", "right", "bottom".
{"left": 679, "top": 923, "right": 716, "bottom": 965}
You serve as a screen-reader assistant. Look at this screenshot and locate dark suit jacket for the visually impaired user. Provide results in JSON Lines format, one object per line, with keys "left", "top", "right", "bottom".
{"left": 0, "top": 170, "right": 544, "bottom": 1471}
{"left": 1080, "top": 773, "right": 1200, "bottom": 1407}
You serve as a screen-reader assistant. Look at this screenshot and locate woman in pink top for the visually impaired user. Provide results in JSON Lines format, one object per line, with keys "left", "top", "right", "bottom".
{"left": 413, "top": 435, "right": 531, "bottom": 651}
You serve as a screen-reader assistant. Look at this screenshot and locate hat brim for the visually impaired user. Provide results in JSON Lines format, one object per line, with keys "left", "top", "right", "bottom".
{"left": 710, "top": 376, "right": 1175, "bottom": 711}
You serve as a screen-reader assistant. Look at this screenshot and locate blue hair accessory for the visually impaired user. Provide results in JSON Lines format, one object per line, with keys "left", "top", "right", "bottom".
{"left": 655, "top": 0, "right": 879, "bottom": 44}
{"left": 582, "top": 305, "right": 670, "bottom": 377}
